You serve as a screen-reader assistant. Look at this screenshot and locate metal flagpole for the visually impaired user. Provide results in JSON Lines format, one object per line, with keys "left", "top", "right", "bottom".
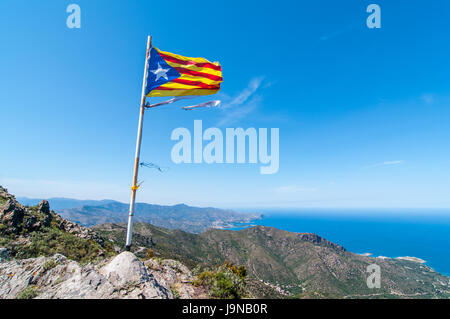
{"left": 125, "top": 35, "right": 152, "bottom": 251}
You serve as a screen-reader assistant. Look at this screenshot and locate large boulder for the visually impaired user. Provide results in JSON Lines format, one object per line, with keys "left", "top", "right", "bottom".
{"left": 40, "top": 260, "right": 116, "bottom": 299}
{"left": 37, "top": 200, "right": 50, "bottom": 215}
{"left": 0, "top": 199, "right": 24, "bottom": 234}
{"left": 0, "top": 198, "right": 52, "bottom": 233}
{"left": 0, "top": 252, "right": 172, "bottom": 299}
{"left": 37, "top": 200, "right": 52, "bottom": 227}
{"left": 100, "top": 251, "right": 172, "bottom": 299}
{"left": 101, "top": 251, "right": 149, "bottom": 286}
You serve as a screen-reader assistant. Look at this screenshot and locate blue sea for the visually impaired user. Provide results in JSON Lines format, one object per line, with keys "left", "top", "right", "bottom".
{"left": 227, "top": 209, "right": 450, "bottom": 276}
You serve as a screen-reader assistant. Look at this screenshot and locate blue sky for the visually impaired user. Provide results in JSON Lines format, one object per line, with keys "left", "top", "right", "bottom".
{"left": 1, "top": 0, "right": 450, "bottom": 209}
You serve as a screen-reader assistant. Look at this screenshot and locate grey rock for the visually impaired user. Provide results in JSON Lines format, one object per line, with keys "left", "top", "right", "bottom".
{"left": 0, "top": 252, "right": 172, "bottom": 299}
{"left": 0, "top": 248, "right": 10, "bottom": 262}
{"left": 0, "top": 199, "right": 24, "bottom": 234}
{"left": 101, "top": 252, "right": 149, "bottom": 287}
{"left": 1, "top": 186, "right": 103, "bottom": 247}
{"left": 58, "top": 219, "right": 104, "bottom": 246}
{"left": 37, "top": 200, "right": 50, "bottom": 215}
{"left": 297, "top": 233, "right": 346, "bottom": 252}
{"left": 38, "top": 200, "right": 52, "bottom": 227}
{"left": 100, "top": 252, "right": 172, "bottom": 299}
{"left": 145, "top": 258, "right": 196, "bottom": 299}
{"left": 24, "top": 215, "right": 41, "bottom": 231}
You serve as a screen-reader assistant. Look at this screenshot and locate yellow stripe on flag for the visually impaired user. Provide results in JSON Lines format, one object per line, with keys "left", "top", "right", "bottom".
{"left": 159, "top": 82, "right": 204, "bottom": 90}
{"left": 148, "top": 88, "right": 220, "bottom": 97}
{"left": 155, "top": 48, "right": 218, "bottom": 65}
{"left": 165, "top": 61, "right": 222, "bottom": 77}
{"left": 178, "top": 73, "right": 222, "bottom": 86}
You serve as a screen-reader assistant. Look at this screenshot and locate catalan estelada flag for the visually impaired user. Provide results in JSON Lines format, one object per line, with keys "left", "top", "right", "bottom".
{"left": 145, "top": 47, "right": 222, "bottom": 97}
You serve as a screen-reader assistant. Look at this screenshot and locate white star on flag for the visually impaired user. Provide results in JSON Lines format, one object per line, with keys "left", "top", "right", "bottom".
{"left": 151, "top": 63, "right": 169, "bottom": 81}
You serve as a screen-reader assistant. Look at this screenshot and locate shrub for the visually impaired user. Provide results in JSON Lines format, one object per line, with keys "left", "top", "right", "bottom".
{"left": 16, "top": 286, "right": 39, "bottom": 299}
{"left": 170, "top": 285, "right": 181, "bottom": 299}
{"left": 237, "top": 265, "right": 247, "bottom": 278}
{"left": 212, "top": 271, "right": 239, "bottom": 299}
{"left": 194, "top": 262, "right": 248, "bottom": 299}
{"left": 222, "top": 261, "right": 247, "bottom": 279}
{"left": 193, "top": 270, "right": 214, "bottom": 286}
{"left": 146, "top": 248, "right": 154, "bottom": 259}
{"left": 0, "top": 236, "right": 9, "bottom": 246}
{"left": 43, "top": 259, "right": 57, "bottom": 272}
{"left": 12, "top": 228, "right": 113, "bottom": 264}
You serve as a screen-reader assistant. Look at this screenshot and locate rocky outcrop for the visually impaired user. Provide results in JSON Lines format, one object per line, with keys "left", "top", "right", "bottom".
{"left": 0, "top": 187, "right": 25, "bottom": 234}
{"left": 57, "top": 219, "right": 105, "bottom": 246}
{"left": 0, "top": 186, "right": 104, "bottom": 247}
{"left": 0, "top": 187, "right": 209, "bottom": 299}
{"left": 37, "top": 200, "right": 52, "bottom": 227}
{"left": 145, "top": 258, "right": 207, "bottom": 299}
{"left": 99, "top": 252, "right": 171, "bottom": 299}
{"left": 297, "top": 233, "right": 346, "bottom": 252}
{"left": 0, "top": 252, "right": 173, "bottom": 299}
{"left": 0, "top": 186, "right": 51, "bottom": 234}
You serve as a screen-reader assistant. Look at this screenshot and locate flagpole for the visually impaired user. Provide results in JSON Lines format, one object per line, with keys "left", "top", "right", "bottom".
{"left": 125, "top": 35, "right": 152, "bottom": 251}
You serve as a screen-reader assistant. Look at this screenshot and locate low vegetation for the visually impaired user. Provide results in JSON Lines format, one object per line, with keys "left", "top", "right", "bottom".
{"left": 42, "top": 259, "right": 57, "bottom": 272}
{"left": 194, "top": 262, "right": 249, "bottom": 299}
{"left": 0, "top": 187, "right": 115, "bottom": 264}
{"left": 11, "top": 228, "right": 111, "bottom": 264}
{"left": 16, "top": 286, "right": 39, "bottom": 299}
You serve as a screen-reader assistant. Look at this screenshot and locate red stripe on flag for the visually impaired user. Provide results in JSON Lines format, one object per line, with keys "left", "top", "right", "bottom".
{"left": 155, "top": 86, "right": 219, "bottom": 91}
{"left": 159, "top": 53, "right": 221, "bottom": 71}
{"left": 171, "top": 78, "right": 220, "bottom": 89}
{"left": 173, "top": 67, "right": 223, "bottom": 82}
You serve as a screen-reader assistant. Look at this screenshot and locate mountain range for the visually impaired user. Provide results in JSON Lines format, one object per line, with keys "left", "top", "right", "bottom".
{"left": 3, "top": 188, "right": 449, "bottom": 299}
{"left": 17, "top": 197, "right": 261, "bottom": 233}
{"left": 94, "top": 222, "right": 450, "bottom": 298}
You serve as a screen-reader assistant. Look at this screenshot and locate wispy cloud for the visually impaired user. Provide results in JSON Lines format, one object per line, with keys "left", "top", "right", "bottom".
{"left": 420, "top": 93, "right": 435, "bottom": 105}
{"left": 366, "top": 160, "right": 405, "bottom": 168}
{"left": 318, "top": 23, "right": 356, "bottom": 42}
{"left": 216, "top": 77, "right": 264, "bottom": 126}
{"left": 221, "top": 77, "right": 264, "bottom": 109}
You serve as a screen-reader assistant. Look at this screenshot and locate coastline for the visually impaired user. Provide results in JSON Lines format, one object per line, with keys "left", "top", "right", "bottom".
{"left": 357, "top": 253, "right": 426, "bottom": 264}
{"left": 223, "top": 212, "right": 450, "bottom": 277}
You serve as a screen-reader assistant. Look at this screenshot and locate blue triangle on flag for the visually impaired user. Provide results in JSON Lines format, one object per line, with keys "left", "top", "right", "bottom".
{"left": 145, "top": 48, "right": 181, "bottom": 95}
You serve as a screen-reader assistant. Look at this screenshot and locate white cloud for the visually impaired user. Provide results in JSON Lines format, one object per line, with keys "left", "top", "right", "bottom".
{"left": 221, "top": 77, "right": 264, "bottom": 109}
{"left": 366, "top": 160, "right": 405, "bottom": 168}
{"left": 217, "top": 95, "right": 261, "bottom": 126}
{"left": 216, "top": 77, "right": 264, "bottom": 126}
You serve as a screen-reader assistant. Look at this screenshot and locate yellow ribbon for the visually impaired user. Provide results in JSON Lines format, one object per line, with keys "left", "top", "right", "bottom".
{"left": 131, "top": 185, "right": 140, "bottom": 191}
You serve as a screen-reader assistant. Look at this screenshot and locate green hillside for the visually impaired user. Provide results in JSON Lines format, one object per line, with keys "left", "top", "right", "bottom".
{"left": 94, "top": 222, "right": 450, "bottom": 298}
{"left": 2, "top": 184, "right": 448, "bottom": 299}
{"left": 0, "top": 186, "right": 115, "bottom": 264}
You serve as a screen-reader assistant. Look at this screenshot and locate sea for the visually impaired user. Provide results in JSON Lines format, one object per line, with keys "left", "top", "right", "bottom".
{"left": 226, "top": 209, "right": 450, "bottom": 276}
